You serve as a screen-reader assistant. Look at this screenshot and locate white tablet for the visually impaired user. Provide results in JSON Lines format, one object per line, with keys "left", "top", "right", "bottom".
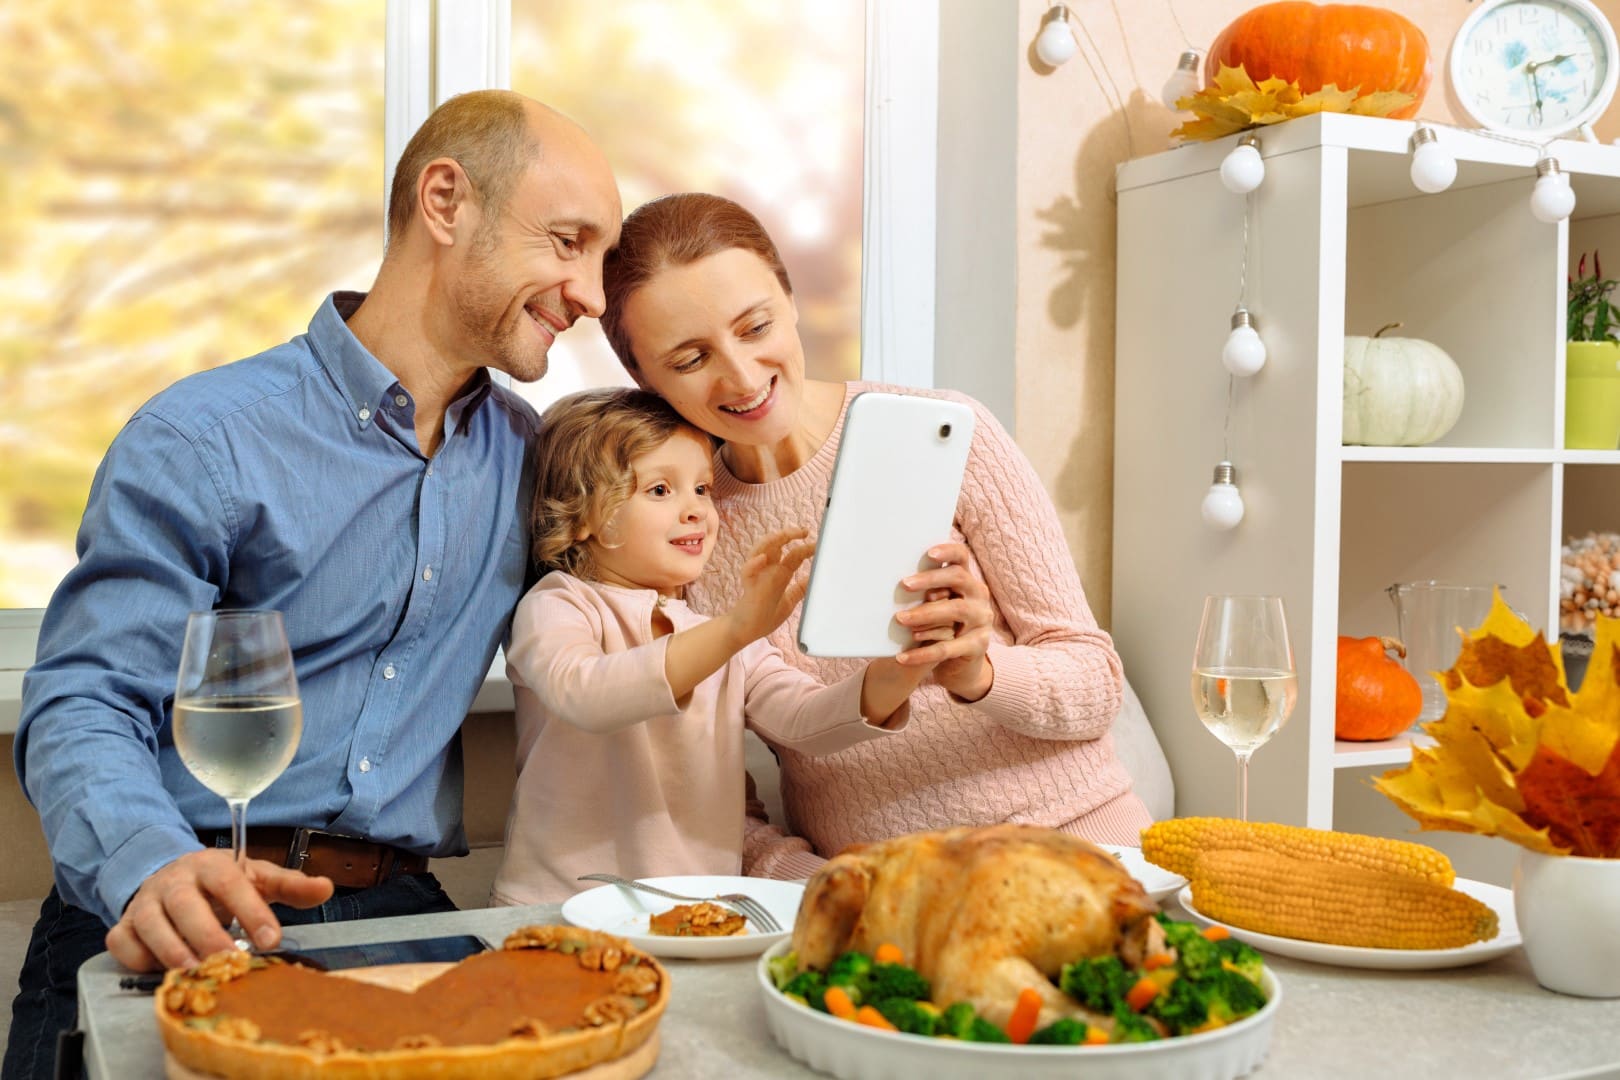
{"left": 798, "top": 392, "right": 975, "bottom": 657}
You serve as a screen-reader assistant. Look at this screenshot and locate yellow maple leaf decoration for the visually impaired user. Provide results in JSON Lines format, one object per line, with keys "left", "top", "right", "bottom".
{"left": 1375, "top": 590, "right": 1620, "bottom": 857}
{"left": 1172, "top": 63, "right": 1416, "bottom": 141}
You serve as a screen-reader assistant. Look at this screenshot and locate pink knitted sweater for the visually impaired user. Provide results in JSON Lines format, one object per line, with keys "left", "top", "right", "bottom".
{"left": 686, "top": 382, "right": 1144, "bottom": 878}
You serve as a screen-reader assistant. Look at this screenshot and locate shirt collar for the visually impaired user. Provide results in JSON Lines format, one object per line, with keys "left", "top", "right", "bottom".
{"left": 311, "top": 291, "right": 496, "bottom": 432}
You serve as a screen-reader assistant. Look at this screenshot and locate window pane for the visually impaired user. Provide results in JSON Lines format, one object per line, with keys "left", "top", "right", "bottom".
{"left": 0, "top": 2, "right": 386, "bottom": 609}
{"left": 509, "top": 0, "right": 864, "bottom": 412}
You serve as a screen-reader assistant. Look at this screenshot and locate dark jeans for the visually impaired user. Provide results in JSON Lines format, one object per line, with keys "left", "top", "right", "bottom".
{"left": 1, "top": 873, "right": 455, "bottom": 1080}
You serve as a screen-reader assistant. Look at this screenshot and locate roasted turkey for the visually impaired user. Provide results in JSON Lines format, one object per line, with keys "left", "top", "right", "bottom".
{"left": 790, "top": 824, "right": 1162, "bottom": 1031}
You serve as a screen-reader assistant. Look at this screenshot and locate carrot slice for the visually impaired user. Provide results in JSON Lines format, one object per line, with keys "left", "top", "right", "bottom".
{"left": 824, "top": 985, "right": 858, "bottom": 1020}
{"left": 1201, "top": 925, "right": 1232, "bottom": 942}
{"left": 1125, "top": 975, "right": 1161, "bottom": 1012}
{"left": 1006, "top": 987, "right": 1043, "bottom": 1044}
{"left": 855, "top": 1004, "right": 898, "bottom": 1031}
{"left": 1142, "top": 951, "right": 1176, "bottom": 971}
{"left": 873, "top": 942, "right": 905, "bottom": 966}
{"left": 1083, "top": 1026, "right": 1111, "bottom": 1045}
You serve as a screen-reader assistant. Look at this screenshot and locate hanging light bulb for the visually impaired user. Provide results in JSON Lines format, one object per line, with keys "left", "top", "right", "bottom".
{"left": 1034, "top": 4, "right": 1078, "bottom": 67}
{"left": 1530, "top": 156, "right": 1576, "bottom": 223}
{"left": 1408, "top": 127, "right": 1457, "bottom": 194}
{"left": 1223, "top": 307, "right": 1267, "bottom": 376}
{"left": 1201, "top": 461, "right": 1245, "bottom": 529}
{"left": 1161, "top": 49, "right": 1203, "bottom": 110}
{"left": 1220, "top": 133, "right": 1264, "bottom": 194}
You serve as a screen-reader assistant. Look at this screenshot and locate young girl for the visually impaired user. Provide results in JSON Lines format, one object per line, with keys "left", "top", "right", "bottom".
{"left": 489, "top": 387, "right": 937, "bottom": 905}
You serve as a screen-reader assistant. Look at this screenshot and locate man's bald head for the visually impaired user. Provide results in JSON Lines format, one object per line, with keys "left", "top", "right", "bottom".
{"left": 385, "top": 90, "right": 584, "bottom": 245}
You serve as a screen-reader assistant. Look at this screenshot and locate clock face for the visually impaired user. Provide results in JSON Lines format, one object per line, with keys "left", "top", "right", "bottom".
{"left": 1452, "top": 0, "right": 1618, "bottom": 134}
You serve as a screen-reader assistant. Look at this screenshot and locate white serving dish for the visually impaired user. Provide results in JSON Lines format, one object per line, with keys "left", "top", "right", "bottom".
{"left": 756, "top": 940, "right": 1281, "bottom": 1080}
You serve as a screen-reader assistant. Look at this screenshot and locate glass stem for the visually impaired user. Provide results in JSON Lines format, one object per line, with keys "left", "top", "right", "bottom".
{"left": 226, "top": 797, "right": 250, "bottom": 947}
{"left": 1235, "top": 751, "right": 1253, "bottom": 822}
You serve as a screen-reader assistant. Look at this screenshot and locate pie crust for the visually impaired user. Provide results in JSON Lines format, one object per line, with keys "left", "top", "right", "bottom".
{"left": 154, "top": 925, "right": 668, "bottom": 1079}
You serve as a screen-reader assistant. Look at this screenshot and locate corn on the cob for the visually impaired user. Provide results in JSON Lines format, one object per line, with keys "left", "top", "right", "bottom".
{"left": 1188, "top": 849, "right": 1497, "bottom": 950}
{"left": 1141, "top": 817, "right": 1454, "bottom": 885}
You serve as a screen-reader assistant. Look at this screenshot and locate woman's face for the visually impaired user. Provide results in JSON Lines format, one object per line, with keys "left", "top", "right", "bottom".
{"left": 618, "top": 247, "right": 805, "bottom": 447}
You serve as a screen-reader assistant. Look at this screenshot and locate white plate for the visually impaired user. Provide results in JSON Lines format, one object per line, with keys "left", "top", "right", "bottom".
{"left": 560, "top": 875, "right": 803, "bottom": 959}
{"left": 757, "top": 940, "right": 1280, "bottom": 1080}
{"left": 1174, "top": 877, "right": 1521, "bottom": 970}
{"left": 1099, "top": 844, "right": 1187, "bottom": 902}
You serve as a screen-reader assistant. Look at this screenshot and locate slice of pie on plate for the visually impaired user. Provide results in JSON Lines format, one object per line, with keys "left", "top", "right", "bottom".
{"left": 155, "top": 925, "right": 668, "bottom": 1079}
{"left": 647, "top": 901, "right": 745, "bottom": 937}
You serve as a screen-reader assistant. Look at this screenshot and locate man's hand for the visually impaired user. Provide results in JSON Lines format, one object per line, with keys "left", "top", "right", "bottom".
{"left": 105, "top": 848, "right": 334, "bottom": 972}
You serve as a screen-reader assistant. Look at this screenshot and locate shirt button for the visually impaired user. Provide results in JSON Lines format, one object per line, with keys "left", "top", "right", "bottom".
{"left": 394, "top": 393, "right": 409, "bottom": 407}
{"left": 422, "top": 566, "right": 433, "bottom": 581}
{"left": 358, "top": 408, "right": 371, "bottom": 422}
{"left": 426, "top": 464, "right": 434, "bottom": 478}
{"left": 383, "top": 664, "right": 396, "bottom": 680}
{"left": 358, "top": 757, "right": 371, "bottom": 773}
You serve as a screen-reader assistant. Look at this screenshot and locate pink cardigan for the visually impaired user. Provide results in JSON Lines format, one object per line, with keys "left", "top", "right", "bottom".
{"left": 490, "top": 573, "right": 901, "bottom": 904}
{"left": 686, "top": 382, "right": 1146, "bottom": 879}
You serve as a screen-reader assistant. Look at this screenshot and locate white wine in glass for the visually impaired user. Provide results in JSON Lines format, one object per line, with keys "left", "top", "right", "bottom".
{"left": 174, "top": 609, "right": 302, "bottom": 949}
{"left": 1190, "top": 595, "right": 1298, "bottom": 821}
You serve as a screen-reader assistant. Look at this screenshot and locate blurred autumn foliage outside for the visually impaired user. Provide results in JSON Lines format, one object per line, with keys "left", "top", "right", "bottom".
{"left": 0, "top": 1, "right": 387, "bottom": 608}
{"left": 1, "top": 1, "right": 863, "bottom": 611}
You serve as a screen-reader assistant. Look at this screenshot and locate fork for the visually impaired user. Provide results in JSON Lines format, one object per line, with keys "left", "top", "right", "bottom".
{"left": 576, "top": 874, "right": 784, "bottom": 933}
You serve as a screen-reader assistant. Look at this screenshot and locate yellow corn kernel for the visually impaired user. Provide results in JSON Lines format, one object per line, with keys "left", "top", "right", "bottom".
{"left": 1141, "top": 817, "right": 1454, "bottom": 886}
{"left": 1188, "top": 849, "right": 1497, "bottom": 950}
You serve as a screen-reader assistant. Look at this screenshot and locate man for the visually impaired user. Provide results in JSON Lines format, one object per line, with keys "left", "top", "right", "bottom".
{"left": 3, "top": 89, "right": 621, "bottom": 1079}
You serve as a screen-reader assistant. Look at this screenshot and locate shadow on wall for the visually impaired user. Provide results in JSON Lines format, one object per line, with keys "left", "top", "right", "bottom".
{"left": 1041, "top": 88, "right": 1174, "bottom": 534}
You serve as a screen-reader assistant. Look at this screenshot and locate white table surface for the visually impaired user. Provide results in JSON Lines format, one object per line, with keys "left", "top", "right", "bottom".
{"left": 76, "top": 899, "right": 1620, "bottom": 1079}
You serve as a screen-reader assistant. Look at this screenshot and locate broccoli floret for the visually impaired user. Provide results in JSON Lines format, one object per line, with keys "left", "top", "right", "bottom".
{"left": 967, "top": 1017, "right": 1012, "bottom": 1043}
{"left": 1214, "top": 938, "right": 1265, "bottom": 984}
{"left": 1058, "top": 955, "right": 1132, "bottom": 1012}
{"left": 1109, "top": 1004, "right": 1161, "bottom": 1043}
{"left": 826, "top": 951, "right": 874, "bottom": 987}
{"left": 1028, "top": 1017, "right": 1090, "bottom": 1045}
{"left": 865, "top": 962, "right": 930, "bottom": 1003}
{"left": 781, "top": 970, "right": 829, "bottom": 1011}
{"left": 766, "top": 950, "right": 801, "bottom": 991}
{"left": 872, "top": 997, "right": 941, "bottom": 1036}
{"left": 1204, "top": 968, "right": 1268, "bottom": 1024}
{"left": 937, "top": 1001, "right": 978, "bottom": 1040}
{"left": 1145, "top": 974, "right": 1209, "bottom": 1035}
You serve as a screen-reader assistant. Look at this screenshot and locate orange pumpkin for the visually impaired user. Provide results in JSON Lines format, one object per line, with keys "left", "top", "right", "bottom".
{"left": 1335, "top": 635, "right": 1423, "bottom": 741}
{"left": 1206, "top": 2, "right": 1432, "bottom": 119}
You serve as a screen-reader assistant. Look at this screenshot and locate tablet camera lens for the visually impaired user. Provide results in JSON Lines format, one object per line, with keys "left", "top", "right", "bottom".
{"left": 938, "top": 423, "right": 952, "bottom": 439}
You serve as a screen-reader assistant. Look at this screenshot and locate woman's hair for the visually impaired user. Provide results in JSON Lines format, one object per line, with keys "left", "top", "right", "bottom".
{"left": 529, "top": 387, "right": 705, "bottom": 579}
{"left": 599, "top": 192, "right": 793, "bottom": 376}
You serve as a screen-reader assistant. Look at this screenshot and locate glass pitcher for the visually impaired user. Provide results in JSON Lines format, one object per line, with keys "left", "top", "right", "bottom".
{"left": 1386, "top": 582, "right": 1498, "bottom": 725}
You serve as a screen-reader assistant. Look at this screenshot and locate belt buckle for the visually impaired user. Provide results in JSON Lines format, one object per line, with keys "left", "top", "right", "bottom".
{"left": 287, "top": 827, "right": 315, "bottom": 871}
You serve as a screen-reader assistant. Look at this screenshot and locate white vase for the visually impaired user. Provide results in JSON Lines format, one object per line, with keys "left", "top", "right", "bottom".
{"left": 1513, "top": 849, "right": 1620, "bottom": 997}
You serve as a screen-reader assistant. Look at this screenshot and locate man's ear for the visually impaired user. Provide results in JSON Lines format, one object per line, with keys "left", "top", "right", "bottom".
{"left": 416, "top": 157, "right": 475, "bottom": 247}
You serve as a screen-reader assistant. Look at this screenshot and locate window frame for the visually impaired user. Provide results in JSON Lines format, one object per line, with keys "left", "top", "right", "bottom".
{"left": 0, "top": 0, "right": 940, "bottom": 729}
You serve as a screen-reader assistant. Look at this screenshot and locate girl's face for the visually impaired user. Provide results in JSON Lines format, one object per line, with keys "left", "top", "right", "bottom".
{"left": 617, "top": 247, "right": 805, "bottom": 448}
{"left": 585, "top": 426, "right": 719, "bottom": 596}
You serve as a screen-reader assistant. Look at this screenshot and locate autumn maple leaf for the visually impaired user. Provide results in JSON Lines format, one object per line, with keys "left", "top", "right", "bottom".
{"left": 1376, "top": 591, "right": 1620, "bottom": 858}
{"left": 1171, "top": 64, "right": 1415, "bottom": 142}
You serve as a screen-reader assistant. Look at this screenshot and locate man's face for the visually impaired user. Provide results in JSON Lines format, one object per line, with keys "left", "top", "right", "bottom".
{"left": 451, "top": 135, "right": 621, "bottom": 383}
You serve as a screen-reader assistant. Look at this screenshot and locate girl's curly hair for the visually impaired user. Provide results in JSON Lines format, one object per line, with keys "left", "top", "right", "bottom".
{"left": 529, "top": 387, "right": 708, "bottom": 579}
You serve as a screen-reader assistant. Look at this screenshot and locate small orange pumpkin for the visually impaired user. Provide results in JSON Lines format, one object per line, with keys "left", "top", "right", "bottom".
{"left": 1335, "top": 635, "right": 1423, "bottom": 741}
{"left": 1206, "top": 2, "right": 1433, "bottom": 119}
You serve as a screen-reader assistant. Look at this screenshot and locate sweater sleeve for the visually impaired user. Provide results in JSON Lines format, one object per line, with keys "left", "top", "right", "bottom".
{"left": 739, "top": 641, "right": 906, "bottom": 755}
{"left": 505, "top": 583, "right": 682, "bottom": 733}
{"left": 741, "top": 771, "right": 829, "bottom": 881}
{"left": 952, "top": 395, "right": 1124, "bottom": 740}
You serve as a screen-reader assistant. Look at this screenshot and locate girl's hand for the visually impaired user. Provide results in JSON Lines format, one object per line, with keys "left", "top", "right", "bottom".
{"left": 724, "top": 527, "right": 817, "bottom": 648}
{"left": 859, "top": 654, "right": 938, "bottom": 726}
{"left": 891, "top": 542, "right": 995, "bottom": 702}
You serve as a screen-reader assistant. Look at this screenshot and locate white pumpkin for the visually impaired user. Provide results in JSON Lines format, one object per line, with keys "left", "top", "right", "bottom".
{"left": 1342, "top": 324, "right": 1465, "bottom": 446}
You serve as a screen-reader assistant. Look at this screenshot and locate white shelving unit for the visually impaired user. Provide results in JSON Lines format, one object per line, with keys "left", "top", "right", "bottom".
{"left": 1112, "top": 113, "right": 1620, "bottom": 886}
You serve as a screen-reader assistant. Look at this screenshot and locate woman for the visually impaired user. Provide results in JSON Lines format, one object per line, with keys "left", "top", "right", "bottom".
{"left": 599, "top": 192, "right": 1149, "bottom": 878}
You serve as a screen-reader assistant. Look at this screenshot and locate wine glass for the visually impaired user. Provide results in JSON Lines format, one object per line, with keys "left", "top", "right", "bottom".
{"left": 1190, "top": 595, "right": 1299, "bottom": 821}
{"left": 173, "top": 609, "right": 303, "bottom": 949}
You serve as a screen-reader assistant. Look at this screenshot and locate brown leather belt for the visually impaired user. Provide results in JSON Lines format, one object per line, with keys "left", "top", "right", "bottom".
{"left": 196, "top": 827, "right": 428, "bottom": 890}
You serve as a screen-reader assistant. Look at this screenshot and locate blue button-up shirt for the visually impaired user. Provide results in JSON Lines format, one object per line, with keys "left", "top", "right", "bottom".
{"left": 16, "top": 293, "right": 538, "bottom": 925}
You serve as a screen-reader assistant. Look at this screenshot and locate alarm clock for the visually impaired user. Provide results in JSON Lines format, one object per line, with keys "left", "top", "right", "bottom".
{"left": 1450, "top": 0, "right": 1619, "bottom": 137}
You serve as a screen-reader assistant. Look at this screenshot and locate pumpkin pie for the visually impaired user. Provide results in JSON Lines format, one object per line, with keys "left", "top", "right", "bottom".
{"left": 155, "top": 925, "right": 668, "bottom": 1079}
{"left": 647, "top": 901, "right": 745, "bottom": 937}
